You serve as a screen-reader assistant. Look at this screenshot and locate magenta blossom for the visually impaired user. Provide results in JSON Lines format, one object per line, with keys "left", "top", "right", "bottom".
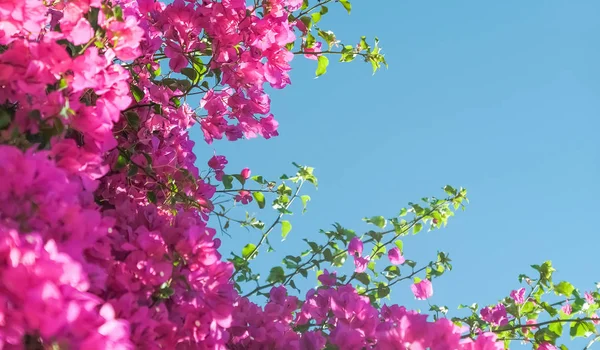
{"left": 538, "top": 342, "right": 558, "bottom": 350}
{"left": 480, "top": 303, "right": 508, "bottom": 327}
{"left": 240, "top": 167, "right": 251, "bottom": 180}
{"left": 585, "top": 291, "right": 595, "bottom": 305}
{"left": 411, "top": 279, "right": 433, "bottom": 300}
{"left": 348, "top": 237, "right": 363, "bottom": 257}
{"left": 318, "top": 269, "right": 337, "bottom": 286}
{"left": 354, "top": 256, "right": 369, "bottom": 273}
{"left": 387, "top": 247, "right": 405, "bottom": 265}
{"left": 561, "top": 301, "right": 572, "bottom": 315}
{"left": 510, "top": 288, "right": 526, "bottom": 305}
{"left": 235, "top": 190, "right": 253, "bottom": 205}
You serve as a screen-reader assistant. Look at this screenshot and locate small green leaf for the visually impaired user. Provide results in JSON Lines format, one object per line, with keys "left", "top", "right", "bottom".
{"left": 355, "top": 272, "right": 370, "bottom": 285}
{"left": 131, "top": 85, "right": 145, "bottom": 103}
{"left": 125, "top": 111, "right": 140, "bottom": 130}
{"left": 0, "top": 108, "right": 11, "bottom": 129}
{"left": 316, "top": 56, "right": 329, "bottom": 77}
{"left": 181, "top": 67, "right": 199, "bottom": 84}
{"left": 339, "top": 0, "right": 352, "bottom": 14}
{"left": 114, "top": 5, "right": 124, "bottom": 21}
{"left": 222, "top": 175, "right": 233, "bottom": 189}
{"left": 267, "top": 266, "right": 285, "bottom": 283}
{"left": 549, "top": 321, "right": 563, "bottom": 337}
{"left": 366, "top": 216, "right": 386, "bottom": 228}
{"left": 413, "top": 223, "right": 423, "bottom": 234}
{"left": 311, "top": 12, "right": 321, "bottom": 24}
{"left": 570, "top": 321, "right": 594, "bottom": 338}
{"left": 127, "top": 164, "right": 138, "bottom": 177}
{"left": 242, "top": 243, "right": 257, "bottom": 260}
{"left": 300, "top": 195, "right": 311, "bottom": 212}
{"left": 147, "top": 191, "right": 157, "bottom": 204}
{"left": 253, "top": 191, "right": 265, "bottom": 209}
{"left": 115, "top": 154, "right": 127, "bottom": 170}
{"left": 377, "top": 283, "right": 390, "bottom": 298}
{"left": 555, "top": 281, "right": 575, "bottom": 297}
{"left": 394, "top": 240, "right": 403, "bottom": 252}
{"left": 281, "top": 220, "right": 292, "bottom": 240}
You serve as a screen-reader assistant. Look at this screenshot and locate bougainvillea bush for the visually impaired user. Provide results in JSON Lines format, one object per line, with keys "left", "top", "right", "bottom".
{"left": 0, "top": 0, "right": 597, "bottom": 349}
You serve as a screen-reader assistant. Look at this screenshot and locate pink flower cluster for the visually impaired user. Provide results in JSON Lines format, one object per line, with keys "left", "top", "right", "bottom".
{"left": 0, "top": 0, "right": 506, "bottom": 348}
{"left": 229, "top": 284, "right": 503, "bottom": 349}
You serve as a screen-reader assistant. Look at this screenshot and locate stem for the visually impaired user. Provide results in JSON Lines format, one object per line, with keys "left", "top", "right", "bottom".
{"left": 230, "top": 181, "right": 304, "bottom": 281}
{"left": 463, "top": 317, "right": 600, "bottom": 339}
{"left": 585, "top": 335, "right": 600, "bottom": 350}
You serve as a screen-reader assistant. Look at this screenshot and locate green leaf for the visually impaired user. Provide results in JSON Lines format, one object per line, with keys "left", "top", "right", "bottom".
{"left": 114, "top": 5, "right": 124, "bottom": 21}
{"left": 242, "top": 244, "right": 257, "bottom": 260}
{"left": 222, "top": 175, "right": 233, "bottom": 190}
{"left": 377, "top": 283, "right": 390, "bottom": 298}
{"left": 127, "top": 164, "right": 138, "bottom": 177}
{"left": 181, "top": 67, "right": 199, "bottom": 84}
{"left": 252, "top": 191, "right": 265, "bottom": 209}
{"left": 444, "top": 185, "right": 457, "bottom": 196}
{"left": 339, "top": 0, "right": 352, "bottom": 14}
{"left": 366, "top": 216, "right": 386, "bottom": 228}
{"left": 555, "top": 281, "right": 575, "bottom": 297}
{"left": 131, "top": 85, "right": 145, "bottom": 103}
{"left": 311, "top": 12, "right": 321, "bottom": 24}
{"left": 267, "top": 266, "right": 285, "bottom": 283}
{"left": 281, "top": 220, "right": 292, "bottom": 240}
{"left": 115, "top": 154, "right": 127, "bottom": 170}
{"left": 300, "top": 195, "right": 311, "bottom": 212}
{"left": 125, "top": 112, "right": 140, "bottom": 130}
{"left": 413, "top": 223, "right": 423, "bottom": 235}
{"left": 147, "top": 191, "right": 157, "bottom": 204}
{"left": 570, "top": 321, "right": 594, "bottom": 338}
{"left": 315, "top": 56, "right": 329, "bottom": 77}
{"left": 394, "top": 240, "right": 403, "bottom": 252}
{"left": 549, "top": 321, "right": 563, "bottom": 337}
{"left": 355, "top": 272, "right": 370, "bottom": 285}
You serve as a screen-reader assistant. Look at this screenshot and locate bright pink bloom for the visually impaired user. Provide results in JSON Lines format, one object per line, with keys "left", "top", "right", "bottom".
{"left": 585, "top": 291, "right": 595, "bottom": 305}
{"left": 388, "top": 247, "right": 405, "bottom": 265}
{"left": 522, "top": 319, "right": 538, "bottom": 333}
{"left": 348, "top": 237, "right": 363, "bottom": 257}
{"left": 480, "top": 304, "right": 508, "bottom": 327}
{"left": 411, "top": 279, "right": 433, "bottom": 300}
{"left": 538, "top": 342, "right": 558, "bottom": 350}
{"left": 304, "top": 41, "right": 322, "bottom": 60}
{"left": 354, "top": 256, "right": 369, "bottom": 273}
{"left": 318, "top": 269, "right": 337, "bottom": 286}
{"left": 561, "top": 301, "right": 572, "bottom": 315}
{"left": 510, "top": 288, "right": 526, "bottom": 305}
{"left": 235, "top": 190, "right": 253, "bottom": 204}
{"left": 240, "top": 167, "right": 251, "bottom": 180}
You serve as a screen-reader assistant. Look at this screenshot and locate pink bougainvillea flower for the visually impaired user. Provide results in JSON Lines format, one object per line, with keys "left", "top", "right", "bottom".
{"left": 303, "top": 41, "right": 322, "bottom": 60}
{"left": 318, "top": 269, "right": 337, "bottom": 286}
{"left": 522, "top": 319, "right": 538, "bottom": 334}
{"left": 561, "top": 301, "right": 572, "bottom": 315}
{"left": 411, "top": 279, "right": 433, "bottom": 300}
{"left": 235, "top": 190, "right": 253, "bottom": 205}
{"left": 538, "top": 342, "right": 558, "bottom": 350}
{"left": 585, "top": 291, "right": 595, "bottom": 305}
{"left": 353, "top": 256, "right": 369, "bottom": 273}
{"left": 348, "top": 237, "right": 363, "bottom": 257}
{"left": 510, "top": 288, "right": 526, "bottom": 305}
{"left": 480, "top": 303, "right": 508, "bottom": 327}
{"left": 387, "top": 247, "right": 405, "bottom": 265}
{"left": 240, "top": 167, "right": 251, "bottom": 180}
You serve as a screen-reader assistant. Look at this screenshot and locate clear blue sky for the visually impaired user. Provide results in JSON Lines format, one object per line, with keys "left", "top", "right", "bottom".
{"left": 190, "top": 1, "right": 599, "bottom": 347}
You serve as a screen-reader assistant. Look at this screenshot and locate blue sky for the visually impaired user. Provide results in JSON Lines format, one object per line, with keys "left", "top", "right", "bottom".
{"left": 190, "top": 1, "right": 599, "bottom": 347}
